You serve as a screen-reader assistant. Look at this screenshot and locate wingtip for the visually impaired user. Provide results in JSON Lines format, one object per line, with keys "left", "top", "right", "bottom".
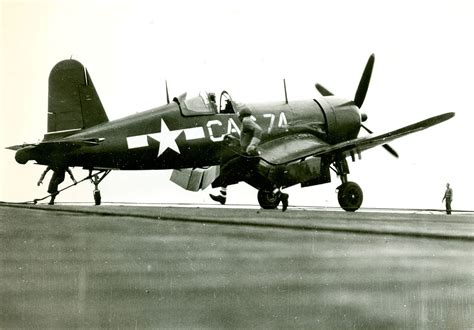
{"left": 440, "top": 112, "right": 455, "bottom": 121}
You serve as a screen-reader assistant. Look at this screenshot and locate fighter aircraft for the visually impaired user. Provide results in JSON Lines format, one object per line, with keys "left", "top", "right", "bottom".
{"left": 7, "top": 54, "right": 454, "bottom": 211}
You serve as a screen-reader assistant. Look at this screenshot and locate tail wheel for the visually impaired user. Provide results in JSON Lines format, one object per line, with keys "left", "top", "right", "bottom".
{"left": 94, "top": 190, "right": 101, "bottom": 206}
{"left": 257, "top": 190, "right": 280, "bottom": 209}
{"left": 337, "top": 181, "right": 363, "bottom": 212}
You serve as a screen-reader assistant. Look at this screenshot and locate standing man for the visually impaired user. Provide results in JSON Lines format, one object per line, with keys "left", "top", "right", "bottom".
{"left": 37, "top": 165, "right": 76, "bottom": 205}
{"left": 442, "top": 183, "right": 453, "bottom": 215}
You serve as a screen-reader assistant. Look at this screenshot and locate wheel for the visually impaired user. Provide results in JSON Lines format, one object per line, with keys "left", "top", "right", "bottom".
{"left": 337, "top": 181, "right": 363, "bottom": 212}
{"left": 94, "top": 190, "right": 101, "bottom": 206}
{"left": 257, "top": 190, "right": 280, "bottom": 209}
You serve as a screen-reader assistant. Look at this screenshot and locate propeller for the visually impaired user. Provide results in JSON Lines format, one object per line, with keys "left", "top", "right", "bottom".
{"left": 316, "top": 54, "right": 399, "bottom": 158}
{"left": 356, "top": 54, "right": 398, "bottom": 158}
{"left": 315, "top": 83, "right": 333, "bottom": 96}
{"left": 361, "top": 124, "right": 399, "bottom": 158}
{"left": 354, "top": 54, "right": 375, "bottom": 108}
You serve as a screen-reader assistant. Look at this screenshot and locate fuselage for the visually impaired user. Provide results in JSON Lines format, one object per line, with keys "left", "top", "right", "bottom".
{"left": 21, "top": 94, "right": 362, "bottom": 170}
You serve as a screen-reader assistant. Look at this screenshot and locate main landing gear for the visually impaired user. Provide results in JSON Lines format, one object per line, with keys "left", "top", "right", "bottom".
{"left": 257, "top": 188, "right": 289, "bottom": 211}
{"left": 334, "top": 159, "right": 363, "bottom": 212}
{"left": 337, "top": 181, "right": 363, "bottom": 212}
{"left": 257, "top": 190, "right": 280, "bottom": 209}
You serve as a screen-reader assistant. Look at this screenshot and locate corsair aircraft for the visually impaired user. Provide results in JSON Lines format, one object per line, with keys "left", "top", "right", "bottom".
{"left": 7, "top": 54, "right": 454, "bottom": 211}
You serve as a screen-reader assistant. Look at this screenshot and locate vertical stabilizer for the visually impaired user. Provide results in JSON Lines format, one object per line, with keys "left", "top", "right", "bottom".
{"left": 47, "top": 59, "right": 108, "bottom": 137}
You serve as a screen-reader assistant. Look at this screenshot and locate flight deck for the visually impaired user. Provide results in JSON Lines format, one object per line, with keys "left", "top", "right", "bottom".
{"left": 0, "top": 203, "right": 472, "bottom": 328}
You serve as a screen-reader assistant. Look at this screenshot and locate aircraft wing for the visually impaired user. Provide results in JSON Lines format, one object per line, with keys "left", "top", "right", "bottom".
{"left": 259, "top": 112, "right": 454, "bottom": 165}
{"left": 258, "top": 133, "right": 329, "bottom": 164}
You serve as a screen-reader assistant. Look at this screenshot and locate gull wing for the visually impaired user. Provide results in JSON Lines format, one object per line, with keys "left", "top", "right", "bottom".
{"left": 258, "top": 133, "right": 329, "bottom": 165}
{"left": 258, "top": 112, "right": 454, "bottom": 165}
{"left": 312, "top": 112, "right": 454, "bottom": 158}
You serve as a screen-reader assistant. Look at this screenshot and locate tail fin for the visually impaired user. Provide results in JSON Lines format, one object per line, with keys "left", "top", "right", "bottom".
{"left": 45, "top": 59, "right": 108, "bottom": 139}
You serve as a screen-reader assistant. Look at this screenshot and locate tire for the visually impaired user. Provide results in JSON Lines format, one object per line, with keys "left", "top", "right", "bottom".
{"left": 94, "top": 190, "right": 101, "bottom": 206}
{"left": 257, "top": 190, "right": 280, "bottom": 209}
{"left": 337, "top": 181, "right": 363, "bottom": 212}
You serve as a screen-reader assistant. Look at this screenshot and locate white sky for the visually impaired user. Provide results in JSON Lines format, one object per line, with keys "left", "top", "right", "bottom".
{"left": 1, "top": 0, "right": 473, "bottom": 210}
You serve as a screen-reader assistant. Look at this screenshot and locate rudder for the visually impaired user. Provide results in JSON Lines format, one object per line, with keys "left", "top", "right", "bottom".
{"left": 46, "top": 59, "right": 108, "bottom": 138}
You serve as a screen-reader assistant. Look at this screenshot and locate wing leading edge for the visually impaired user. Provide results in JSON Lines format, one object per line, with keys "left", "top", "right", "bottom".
{"left": 259, "top": 112, "right": 454, "bottom": 165}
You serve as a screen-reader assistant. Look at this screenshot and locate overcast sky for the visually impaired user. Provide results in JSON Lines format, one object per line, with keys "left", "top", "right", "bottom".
{"left": 1, "top": 0, "right": 472, "bottom": 210}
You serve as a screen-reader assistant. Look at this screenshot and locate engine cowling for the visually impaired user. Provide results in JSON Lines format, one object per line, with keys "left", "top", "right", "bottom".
{"left": 314, "top": 96, "right": 361, "bottom": 144}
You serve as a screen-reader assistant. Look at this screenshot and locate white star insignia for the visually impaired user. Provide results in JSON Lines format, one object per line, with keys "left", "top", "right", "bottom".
{"left": 148, "top": 119, "right": 183, "bottom": 157}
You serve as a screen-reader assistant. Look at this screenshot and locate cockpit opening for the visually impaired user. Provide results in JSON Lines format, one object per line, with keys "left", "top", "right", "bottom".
{"left": 219, "top": 90, "right": 235, "bottom": 114}
{"left": 173, "top": 91, "right": 235, "bottom": 116}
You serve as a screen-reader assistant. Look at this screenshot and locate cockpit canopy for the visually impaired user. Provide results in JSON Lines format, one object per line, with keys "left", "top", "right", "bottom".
{"left": 173, "top": 91, "right": 235, "bottom": 116}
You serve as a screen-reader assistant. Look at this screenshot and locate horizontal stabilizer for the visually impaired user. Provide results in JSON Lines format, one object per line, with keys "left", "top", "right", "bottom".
{"left": 39, "top": 138, "right": 104, "bottom": 148}
{"left": 5, "top": 143, "right": 37, "bottom": 151}
{"left": 6, "top": 138, "right": 104, "bottom": 153}
{"left": 7, "top": 137, "right": 105, "bottom": 164}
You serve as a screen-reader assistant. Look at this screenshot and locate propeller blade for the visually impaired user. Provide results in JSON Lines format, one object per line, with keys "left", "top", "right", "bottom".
{"left": 382, "top": 144, "right": 399, "bottom": 158}
{"left": 361, "top": 124, "right": 399, "bottom": 158}
{"left": 361, "top": 124, "right": 373, "bottom": 134}
{"left": 354, "top": 54, "right": 375, "bottom": 108}
{"left": 315, "top": 83, "right": 334, "bottom": 96}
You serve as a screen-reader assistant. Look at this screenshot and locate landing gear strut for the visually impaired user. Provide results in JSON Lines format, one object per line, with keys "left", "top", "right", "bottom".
{"left": 89, "top": 170, "right": 111, "bottom": 206}
{"left": 334, "top": 159, "right": 363, "bottom": 212}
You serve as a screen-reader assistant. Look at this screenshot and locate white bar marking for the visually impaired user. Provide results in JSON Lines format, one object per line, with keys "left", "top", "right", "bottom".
{"left": 184, "top": 127, "right": 205, "bottom": 140}
{"left": 127, "top": 135, "right": 148, "bottom": 149}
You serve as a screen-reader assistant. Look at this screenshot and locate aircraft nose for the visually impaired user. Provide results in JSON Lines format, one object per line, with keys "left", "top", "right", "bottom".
{"left": 361, "top": 113, "right": 368, "bottom": 122}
